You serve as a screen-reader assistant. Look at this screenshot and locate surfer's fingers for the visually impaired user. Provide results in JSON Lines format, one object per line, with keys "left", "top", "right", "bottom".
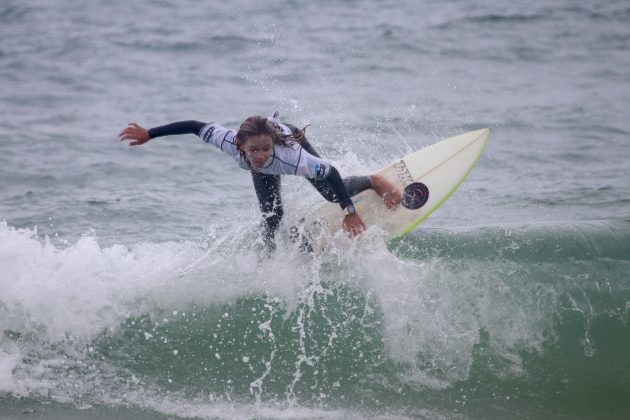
{"left": 384, "top": 190, "right": 402, "bottom": 209}
{"left": 119, "top": 123, "right": 140, "bottom": 135}
{"left": 343, "top": 217, "right": 365, "bottom": 237}
{"left": 119, "top": 124, "right": 146, "bottom": 140}
{"left": 119, "top": 131, "right": 135, "bottom": 141}
{"left": 118, "top": 126, "right": 138, "bottom": 137}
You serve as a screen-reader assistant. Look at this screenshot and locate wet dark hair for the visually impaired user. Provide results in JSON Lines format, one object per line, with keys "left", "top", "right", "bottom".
{"left": 236, "top": 115, "right": 309, "bottom": 147}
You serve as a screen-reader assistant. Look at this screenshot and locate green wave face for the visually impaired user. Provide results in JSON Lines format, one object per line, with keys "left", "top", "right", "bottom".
{"left": 3, "top": 219, "right": 629, "bottom": 418}
{"left": 86, "top": 220, "right": 629, "bottom": 417}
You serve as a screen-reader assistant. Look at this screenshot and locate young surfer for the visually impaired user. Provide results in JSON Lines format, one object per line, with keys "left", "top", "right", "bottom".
{"left": 118, "top": 113, "right": 401, "bottom": 250}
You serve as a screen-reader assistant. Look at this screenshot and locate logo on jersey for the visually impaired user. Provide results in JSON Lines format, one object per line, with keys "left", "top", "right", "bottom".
{"left": 315, "top": 163, "right": 328, "bottom": 180}
{"left": 202, "top": 125, "right": 216, "bottom": 143}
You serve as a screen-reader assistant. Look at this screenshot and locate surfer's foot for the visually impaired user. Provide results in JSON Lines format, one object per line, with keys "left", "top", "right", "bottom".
{"left": 368, "top": 175, "right": 401, "bottom": 209}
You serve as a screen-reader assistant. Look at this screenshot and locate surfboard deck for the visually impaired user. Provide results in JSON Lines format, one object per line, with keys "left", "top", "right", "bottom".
{"left": 296, "top": 128, "right": 490, "bottom": 254}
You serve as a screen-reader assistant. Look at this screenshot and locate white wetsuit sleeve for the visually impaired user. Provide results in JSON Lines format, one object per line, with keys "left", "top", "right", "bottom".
{"left": 295, "top": 148, "right": 333, "bottom": 180}
{"left": 198, "top": 122, "right": 239, "bottom": 159}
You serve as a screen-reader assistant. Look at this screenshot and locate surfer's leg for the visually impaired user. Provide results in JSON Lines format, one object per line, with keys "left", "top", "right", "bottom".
{"left": 251, "top": 171, "right": 283, "bottom": 251}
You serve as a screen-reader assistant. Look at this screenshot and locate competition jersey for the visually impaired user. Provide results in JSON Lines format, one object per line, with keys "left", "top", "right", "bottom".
{"left": 197, "top": 116, "right": 333, "bottom": 180}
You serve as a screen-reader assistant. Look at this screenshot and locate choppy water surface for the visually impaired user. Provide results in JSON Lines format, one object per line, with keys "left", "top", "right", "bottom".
{"left": 1, "top": 0, "right": 629, "bottom": 418}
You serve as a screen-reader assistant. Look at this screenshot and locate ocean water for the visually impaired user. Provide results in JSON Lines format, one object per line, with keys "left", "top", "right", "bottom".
{"left": 1, "top": 0, "right": 630, "bottom": 418}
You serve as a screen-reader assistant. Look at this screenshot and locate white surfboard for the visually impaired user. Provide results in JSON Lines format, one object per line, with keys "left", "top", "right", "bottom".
{"left": 296, "top": 128, "right": 490, "bottom": 254}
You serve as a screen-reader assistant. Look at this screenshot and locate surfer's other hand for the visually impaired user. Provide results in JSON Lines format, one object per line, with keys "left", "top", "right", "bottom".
{"left": 368, "top": 175, "right": 401, "bottom": 209}
{"left": 119, "top": 122, "right": 151, "bottom": 146}
{"left": 342, "top": 213, "right": 365, "bottom": 237}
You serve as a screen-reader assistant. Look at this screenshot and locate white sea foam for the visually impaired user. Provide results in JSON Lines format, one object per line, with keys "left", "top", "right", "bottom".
{"left": 0, "top": 219, "right": 558, "bottom": 397}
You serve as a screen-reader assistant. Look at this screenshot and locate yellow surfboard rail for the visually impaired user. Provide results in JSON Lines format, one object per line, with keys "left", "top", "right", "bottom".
{"left": 397, "top": 128, "right": 489, "bottom": 238}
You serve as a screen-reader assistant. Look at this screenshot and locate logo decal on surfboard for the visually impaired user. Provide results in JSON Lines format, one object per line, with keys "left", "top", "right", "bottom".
{"left": 401, "top": 182, "right": 429, "bottom": 210}
{"left": 393, "top": 160, "right": 414, "bottom": 185}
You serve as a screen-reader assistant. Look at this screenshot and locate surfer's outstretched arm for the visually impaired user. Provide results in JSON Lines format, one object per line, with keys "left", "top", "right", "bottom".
{"left": 119, "top": 121, "right": 206, "bottom": 146}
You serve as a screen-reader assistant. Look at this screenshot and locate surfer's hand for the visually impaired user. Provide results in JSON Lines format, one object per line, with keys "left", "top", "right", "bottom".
{"left": 342, "top": 214, "right": 365, "bottom": 237}
{"left": 368, "top": 175, "right": 401, "bottom": 209}
{"left": 119, "top": 123, "right": 150, "bottom": 146}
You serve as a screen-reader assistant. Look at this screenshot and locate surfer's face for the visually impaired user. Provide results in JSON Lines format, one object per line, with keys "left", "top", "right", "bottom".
{"left": 240, "top": 134, "right": 273, "bottom": 168}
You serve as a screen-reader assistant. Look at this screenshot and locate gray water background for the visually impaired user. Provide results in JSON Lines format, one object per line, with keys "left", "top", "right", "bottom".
{"left": 2, "top": 0, "right": 628, "bottom": 244}
{"left": 1, "top": 0, "right": 630, "bottom": 419}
